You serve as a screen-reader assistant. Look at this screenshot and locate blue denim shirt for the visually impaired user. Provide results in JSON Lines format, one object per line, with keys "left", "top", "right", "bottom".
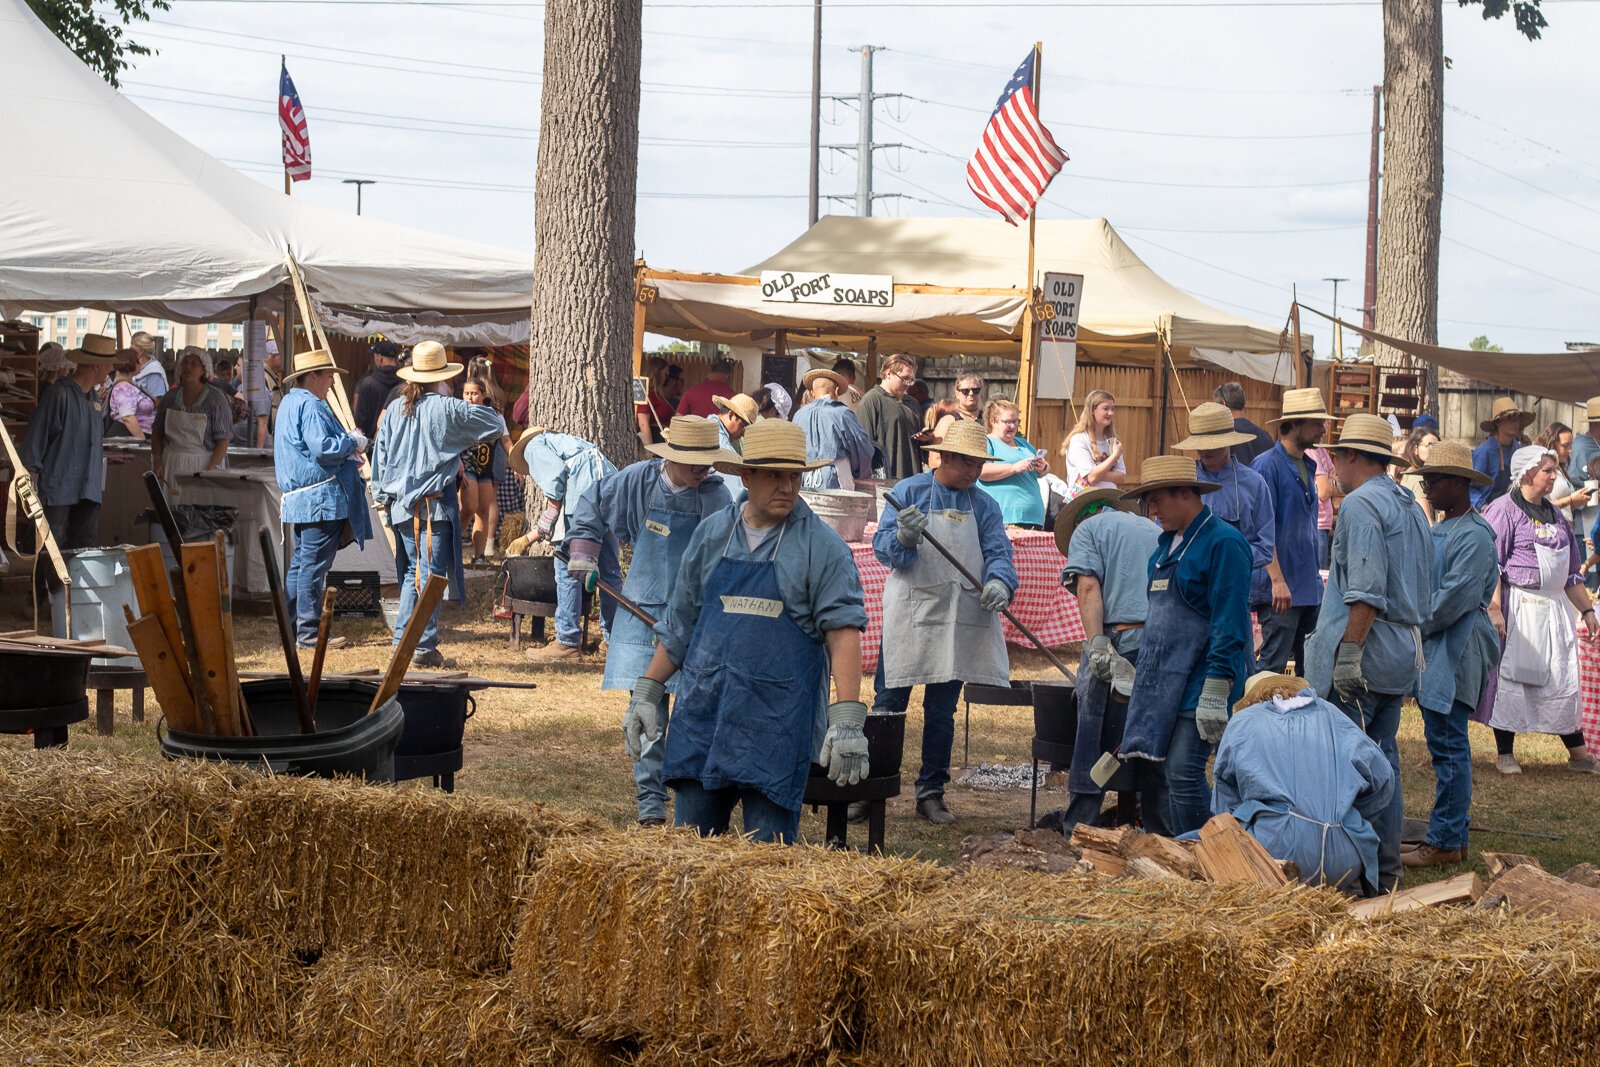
{"left": 871, "top": 471, "right": 1018, "bottom": 590}
{"left": 1251, "top": 443, "right": 1321, "bottom": 606}
{"left": 566, "top": 458, "right": 732, "bottom": 547}
{"left": 274, "top": 388, "right": 369, "bottom": 545}
{"left": 521, "top": 431, "right": 614, "bottom": 506}
{"left": 19, "top": 378, "right": 104, "bottom": 506}
{"left": 1150, "top": 506, "right": 1254, "bottom": 709}
{"left": 1418, "top": 512, "right": 1499, "bottom": 713}
{"left": 371, "top": 392, "right": 504, "bottom": 524}
{"left": 1196, "top": 457, "right": 1275, "bottom": 606}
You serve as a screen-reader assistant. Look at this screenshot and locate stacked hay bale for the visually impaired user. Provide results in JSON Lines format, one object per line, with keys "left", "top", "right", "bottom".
{"left": 511, "top": 831, "right": 948, "bottom": 1063}
{"left": 0, "top": 1010, "right": 290, "bottom": 1065}
{"left": 1268, "top": 909, "right": 1600, "bottom": 1066}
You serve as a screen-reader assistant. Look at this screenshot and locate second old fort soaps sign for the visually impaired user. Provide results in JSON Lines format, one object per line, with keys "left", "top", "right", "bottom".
{"left": 759, "top": 271, "right": 894, "bottom": 308}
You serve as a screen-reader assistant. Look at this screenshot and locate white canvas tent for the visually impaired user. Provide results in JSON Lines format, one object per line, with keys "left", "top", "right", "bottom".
{"left": 0, "top": 0, "right": 533, "bottom": 342}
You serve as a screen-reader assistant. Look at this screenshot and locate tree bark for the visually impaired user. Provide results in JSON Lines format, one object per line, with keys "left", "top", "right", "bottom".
{"left": 1376, "top": 0, "right": 1443, "bottom": 371}
{"left": 527, "top": 0, "right": 643, "bottom": 465}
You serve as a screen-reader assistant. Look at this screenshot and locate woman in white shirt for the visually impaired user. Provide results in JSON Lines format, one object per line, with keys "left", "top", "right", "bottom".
{"left": 1062, "top": 389, "right": 1125, "bottom": 494}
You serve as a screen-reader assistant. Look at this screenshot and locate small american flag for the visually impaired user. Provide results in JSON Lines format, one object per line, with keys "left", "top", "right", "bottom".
{"left": 966, "top": 51, "right": 1067, "bottom": 225}
{"left": 279, "top": 60, "right": 312, "bottom": 183}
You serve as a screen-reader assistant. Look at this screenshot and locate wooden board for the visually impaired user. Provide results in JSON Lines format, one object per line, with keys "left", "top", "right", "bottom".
{"left": 1348, "top": 871, "right": 1484, "bottom": 920}
{"left": 1195, "top": 813, "right": 1290, "bottom": 886}
{"left": 214, "top": 532, "right": 251, "bottom": 736}
{"left": 123, "top": 544, "right": 186, "bottom": 682}
{"left": 180, "top": 542, "right": 241, "bottom": 736}
{"left": 367, "top": 573, "right": 448, "bottom": 715}
{"left": 1480, "top": 864, "right": 1600, "bottom": 923}
{"left": 121, "top": 608, "right": 200, "bottom": 733}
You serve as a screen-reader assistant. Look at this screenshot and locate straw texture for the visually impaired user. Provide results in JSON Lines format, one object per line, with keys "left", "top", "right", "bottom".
{"left": 0, "top": 1011, "right": 289, "bottom": 1066}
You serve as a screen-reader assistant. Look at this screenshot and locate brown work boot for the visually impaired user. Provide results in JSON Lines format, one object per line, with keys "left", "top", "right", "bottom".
{"left": 1401, "top": 843, "right": 1467, "bottom": 869}
{"left": 299, "top": 636, "right": 348, "bottom": 651}
{"left": 526, "top": 641, "right": 580, "bottom": 662}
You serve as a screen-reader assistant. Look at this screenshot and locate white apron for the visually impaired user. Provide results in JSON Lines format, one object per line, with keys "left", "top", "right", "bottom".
{"left": 160, "top": 406, "right": 215, "bottom": 499}
{"left": 880, "top": 503, "right": 1011, "bottom": 690}
{"left": 1491, "top": 528, "right": 1581, "bottom": 734}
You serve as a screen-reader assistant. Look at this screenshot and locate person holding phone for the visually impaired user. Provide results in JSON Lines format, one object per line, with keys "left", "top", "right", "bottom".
{"left": 1063, "top": 389, "right": 1125, "bottom": 495}
{"left": 978, "top": 398, "right": 1050, "bottom": 528}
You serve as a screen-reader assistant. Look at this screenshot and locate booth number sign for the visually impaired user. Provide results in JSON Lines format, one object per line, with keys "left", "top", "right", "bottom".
{"left": 759, "top": 271, "right": 894, "bottom": 308}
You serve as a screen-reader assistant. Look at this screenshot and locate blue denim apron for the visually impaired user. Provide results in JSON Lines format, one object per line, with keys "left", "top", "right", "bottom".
{"left": 601, "top": 483, "right": 705, "bottom": 692}
{"left": 661, "top": 524, "right": 827, "bottom": 813}
{"left": 1120, "top": 514, "right": 1214, "bottom": 762}
{"left": 1069, "top": 630, "right": 1137, "bottom": 794}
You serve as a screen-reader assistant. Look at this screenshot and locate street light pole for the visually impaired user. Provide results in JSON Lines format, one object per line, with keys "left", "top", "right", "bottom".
{"left": 342, "top": 178, "right": 376, "bottom": 215}
{"left": 1323, "top": 276, "right": 1349, "bottom": 358}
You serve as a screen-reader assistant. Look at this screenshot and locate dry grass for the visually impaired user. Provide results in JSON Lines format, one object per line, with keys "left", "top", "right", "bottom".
{"left": 0, "top": 1011, "right": 289, "bottom": 1066}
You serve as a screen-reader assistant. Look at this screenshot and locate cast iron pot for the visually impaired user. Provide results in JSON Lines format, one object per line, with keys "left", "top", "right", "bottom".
{"left": 809, "top": 710, "right": 905, "bottom": 779}
{"left": 1031, "top": 680, "right": 1078, "bottom": 746}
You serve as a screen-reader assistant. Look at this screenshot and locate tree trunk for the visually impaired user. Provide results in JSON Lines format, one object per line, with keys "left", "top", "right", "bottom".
{"left": 1376, "top": 0, "right": 1443, "bottom": 375}
{"left": 527, "top": 0, "right": 643, "bottom": 465}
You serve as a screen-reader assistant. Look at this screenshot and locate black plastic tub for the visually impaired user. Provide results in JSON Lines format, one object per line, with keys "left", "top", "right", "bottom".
{"left": 1031, "top": 680, "right": 1078, "bottom": 746}
{"left": 160, "top": 678, "right": 403, "bottom": 782}
{"left": 809, "top": 710, "right": 906, "bottom": 779}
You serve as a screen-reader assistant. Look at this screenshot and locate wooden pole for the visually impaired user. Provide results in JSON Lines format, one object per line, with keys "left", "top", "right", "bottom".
{"left": 1291, "top": 300, "right": 1305, "bottom": 385}
{"left": 631, "top": 262, "right": 648, "bottom": 377}
{"left": 282, "top": 55, "right": 291, "bottom": 196}
{"left": 1014, "top": 40, "right": 1043, "bottom": 438}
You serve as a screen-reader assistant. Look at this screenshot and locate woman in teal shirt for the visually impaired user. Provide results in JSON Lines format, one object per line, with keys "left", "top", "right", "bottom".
{"left": 978, "top": 398, "right": 1048, "bottom": 527}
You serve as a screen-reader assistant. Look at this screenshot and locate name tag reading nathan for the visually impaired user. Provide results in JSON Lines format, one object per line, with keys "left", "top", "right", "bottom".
{"left": 645, "top": 519, "right": 672, "bottom": 537}
{"left": 1150, "top": 579, "right": 1170, "bottom": 592}
{"left": 721, "top": 595, "right": 784, "bottom": 618}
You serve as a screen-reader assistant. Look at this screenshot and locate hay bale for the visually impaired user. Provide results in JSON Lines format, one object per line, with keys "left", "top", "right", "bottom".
{"left": 0, "top": 1010, "right": 289, "bottom": 1066}
{"left": 294, "top": 952, "right": 622, "bottom": 1067}
{"left": 1268, "top": 909, "right": 1600, "bottom": 1066}
{"left": 511, "top": 831, "right": 947, "bottom": 1062}
{"left": 218, "top": 774, "right": 605, "bottom": 973}
{"left": 864, "top": 869, "right": 1350, "bottom": 1066}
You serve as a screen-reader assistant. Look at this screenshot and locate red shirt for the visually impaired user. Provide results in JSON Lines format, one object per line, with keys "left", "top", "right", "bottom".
{"left": 635, "top": 389, "right": 674, "bottom": 440}
{"left": 676, "top": 378, "right": 733, "bottom": 418}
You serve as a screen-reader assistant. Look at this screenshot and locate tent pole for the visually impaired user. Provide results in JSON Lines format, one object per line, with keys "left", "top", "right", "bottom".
{"left": 1015, "top": 39, "right": 1043, "bottom": 438}
{"left": 1156, "top": 323, "right": 1171, "bottom": 454}
{"left": 866, "top": 336, "right": 878, "bottom": 383}
{"left": 631, "top": 262, "right": 648, "bottom": 377}
{"left": 1290, "top": 300, "right": 1305, "bottom": 385}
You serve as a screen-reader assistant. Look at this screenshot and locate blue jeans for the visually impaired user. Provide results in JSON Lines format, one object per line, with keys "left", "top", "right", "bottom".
{"left": 553, "top": 538, "right": 620, "bottom": 648}
{"left": 1317, "top": 529, "right": 1331, "bottom": 571}
{"left": 1420, "top": 699, "right": 1473, "bottom": 851}
{"left": 672, "top": 779, "right": 800, "bottom": 844}
{"left": 1256, "top": 603, "right": 1318, "bottom": 675}
{"left": 391, "top": 517, "right": 455, "bottom": 655}
{"left": 1331, "top": 689, "right": 1404, "bottom": 892}
{"left": 286, "top": 519, "right": 343, "bottom": 646}
{"left": 871, "top": 649, "right": 962, "bottom": 799}
{"left": 1164, "top": 713, "right": 1213, "bottom": 835}
{"left": 634, "top": 693, "right": 670, "bottom": 821}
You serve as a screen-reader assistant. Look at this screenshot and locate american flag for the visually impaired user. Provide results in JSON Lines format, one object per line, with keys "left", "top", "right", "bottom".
{"left": 279, "top": 60, "right": 312, "bottom": 183}
{"left": 966, "top": 51, "right": 1067, "bottom": 225}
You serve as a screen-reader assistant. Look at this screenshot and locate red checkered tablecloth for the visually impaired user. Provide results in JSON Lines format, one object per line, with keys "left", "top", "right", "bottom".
{"left": 851, "top": 528, "right": 1085, "bottom": 673}
{"left": 1580, "top": 630, "right": 1600, "bottom": 754}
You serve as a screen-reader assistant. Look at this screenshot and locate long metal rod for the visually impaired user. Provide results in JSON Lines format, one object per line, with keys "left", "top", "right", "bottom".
{"left": 808, "top": 0, "right": 821, "bottom": 226}
{"left": 553, "top": 549, "right": 657, "bottom": 627}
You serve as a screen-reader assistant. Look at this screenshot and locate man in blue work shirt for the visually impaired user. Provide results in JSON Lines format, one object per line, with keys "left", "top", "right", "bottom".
{"left": 1565, "top": 399, "right": 1600, "bottom": 580}
{"left": 1179, "top": 402, "right": 1275, "bottom": 614}
{"left": 19, "top": 333, "right": 117, "bottom": 549}
{"left": 1213, "top": 382, "right": 1273, "bottom": 467}
{"left": 1305, "top": 414, "right": 1433, "bottom": 893}
{"left": 1118, "top": 455, "right": 1254, "bottom": 836}
{"left": 1251, "top": 387, "right": 1331, "bottom": 675}
{"left": 1471, "top": 397, "right": 1534, "bottom": 509}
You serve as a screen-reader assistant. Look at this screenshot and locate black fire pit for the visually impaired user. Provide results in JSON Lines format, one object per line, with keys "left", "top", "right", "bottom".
{"left": 0, "top": 646, "right": 92, "bottom": 748}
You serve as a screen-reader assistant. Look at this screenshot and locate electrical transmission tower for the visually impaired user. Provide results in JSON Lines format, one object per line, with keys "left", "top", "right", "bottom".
{"left": 819, "top": 45, "right": 907, "bottom": 217}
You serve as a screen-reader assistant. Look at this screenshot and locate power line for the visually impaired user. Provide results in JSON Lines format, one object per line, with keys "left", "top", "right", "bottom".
{"left": 1446, "top": 103, "right": 1600, "bottom": 180}
{"left": 1445, "top": 191, "right": 1600, "bottom": 260}
{"left": 157, "top": 0, "right": 1600, "bottom": 7}
{"left": 911, "top": 94, "right": 1367, "bottom": 139}
{"left": 891, "top": 47, "right": 1364, "bottom": 95}
{"left": 1447, "top": 146, "right": 1600, "bottom": 220}
{"left": 1443, "top": 236, "right": 1600, "bottom": 300}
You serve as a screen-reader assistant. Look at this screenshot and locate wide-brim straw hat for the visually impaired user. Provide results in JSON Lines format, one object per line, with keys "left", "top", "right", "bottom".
{"left": 506, "top": 425, "right": 549, "bottom": 477}
{"left": 713, "top": 419, "right": 829, "bottom": 474}
{"left": 282, "top": 347, "right": 347, "bottom": 384}
{"left": 67, "top": 333, "right": 118, "bottom": 365}
{"left": 1053, "top": 487, "right": 1134, "bottom": 555}
{"left": 925, "top": 419, "right": 994, "bottom": 462}
{"left": 647, "top": 415, "right": 743, "bottom": 466}
{"left": 1479, "top": 396, "right": 1536, "bottom": 433}
{"left": 1175, "top": 401, "right": 1256, "bottom": 450}
{"left": 397, "top": 340, "right": 462, "bottom": 383}
{"left": 1414, "top": 439, "right": 1491, "bottom": 486}
{"left": 1584, "top": 396, "right": 1600, "bottom": 424}
{"left": 1121, "top": 455, "right": 1221, "bottom": 499}
{"left": 1267, "top": 387, "right": 1333, "bottom": 425}
{"left": 1234, "top": 671, "right": 1311, "bottom": 711}
{"left": 1329, "top": 413, "right": 1408, "bottom": 464}
{"left": 713, "top": 392, "right": 761, "bottom": 425}
{"left": 801, "top": 367, "right": 847, "bottom": 392}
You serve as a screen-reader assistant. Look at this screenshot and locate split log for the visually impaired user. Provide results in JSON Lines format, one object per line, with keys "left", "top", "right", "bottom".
{"left": 1069, "top": 824, "right": 1127, "bottom": 854}
{"left": 1194, "top": 813, "right": 1289, "bottom": 886}
{"left": 1480, "top": 864, "right": 1600, "bottom": 922}
{"left": 1125, "top": 856, "right": 1184, "bottom": 881}
{"left": 1119, "top": 831, "right": 1202, "bottom": 880}
{"left": 1480, "top": 852, "right": 1541, "bottom": 881}
{"left": 1076, "top": 849, "right": 1127, "bottom": 877}
{"left": 1560, "top": 863, "right": 1600, "bottom": 890}
{"left": 1348, "top": 871, "right": 1483, "bottom": 920}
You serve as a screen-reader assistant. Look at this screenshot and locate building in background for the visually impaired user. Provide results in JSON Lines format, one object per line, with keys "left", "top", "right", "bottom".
{"left": 19, "top": 308, "right": 241, "bottom": 354}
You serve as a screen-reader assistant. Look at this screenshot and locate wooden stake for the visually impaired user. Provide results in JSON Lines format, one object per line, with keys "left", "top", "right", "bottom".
{"left": 306, "top": 586, "right": 337, "bottom": 713}
{"left": 368, "top": 573, "right": 447, "bottom": 715}
{"left": 122, "top": 606, "right": 201, "bottom": 733}
{"left": 180, "top": 541, "right": 240, "bottom": 736}
{"left": 1348, "top": 871, "right": 1483, "bottom": 920}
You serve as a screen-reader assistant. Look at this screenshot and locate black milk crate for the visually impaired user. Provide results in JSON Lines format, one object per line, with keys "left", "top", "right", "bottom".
{"left": 328, "top": 571, "right": 384, "bottom": 618}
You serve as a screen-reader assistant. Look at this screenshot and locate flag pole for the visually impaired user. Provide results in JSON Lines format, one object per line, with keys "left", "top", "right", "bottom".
{"left": 281, "top": 56, "right": 291, "bottom": 196}
{"left": 1016, "top": 40, "right": 1042, "bottom": 438}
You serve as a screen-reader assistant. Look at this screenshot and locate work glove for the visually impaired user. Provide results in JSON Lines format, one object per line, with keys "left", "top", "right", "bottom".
{"left": 1195, "top": 676, "right": 1232, "bottom": 745}
{"left": 1110, "top": 655, "right": 1137, "bottom": 698}
{"left": 348, "top": 429, "right": 369, "bottom": 455}
{"left": 565, "top": 537, "right": 601, "bottom": 575}
{"left": 533, "top": 503, "right": 561, "bottom": 541}
{"left": 1087, "top": 635, "right": 1115, "bottom": 681}
{"left": 623, "top": 678, "right": 665, "bottom": 761}
{"left": 819, "top": 700, "right": 870, "bottom": 786}
{"left": 895, "top": 505, "right": 928, "bottom": 548}
{"left": 979, "top": 578, "right": 1012, "bottom": 613}
{"left": 505, "top": 535, "right": 531, "bottom": 557}
{"left": 1332, "top": 640, "right": 1367, "bottom": 701}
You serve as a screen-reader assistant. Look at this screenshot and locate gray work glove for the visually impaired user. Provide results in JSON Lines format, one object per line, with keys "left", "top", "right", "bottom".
{"left": 895, "top": 505, "right": 928, "bottom": 548}
{"left": 1195, "top": 676, "right": 1232, "bottom": 745}
{"left": 979, "top": 578, "right": 1011, "bottom": 613}
{"left": 1332, "top": 640, "right": 1367, "bottom": 701}
{"left": 624, "top": 677, "right": 665, "bottom": 760}
{"left": 565, "top": 537, "right": 601, "bottom": 575}
{"left": 819, "top": 700, "right": 870, "bottom": 786}
{"left": 1110, "top": 655, "right": 1137, "bottom": 698}
{"left": 533, "top": 503, "right": 561, "bottom": 541}
{"left": 1087, "top": 635, "right": 1115, "bottom": 682}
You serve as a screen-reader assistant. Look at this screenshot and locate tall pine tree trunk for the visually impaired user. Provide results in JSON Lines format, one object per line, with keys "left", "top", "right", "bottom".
{"left": 1376, "top": 0, "right": 1443, "bottom": 372}
{"left": 527, "top": 0, "right": 642, "bottom": 463}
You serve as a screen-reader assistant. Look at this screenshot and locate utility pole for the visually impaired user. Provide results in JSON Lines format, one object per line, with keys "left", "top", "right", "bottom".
{"left": 808, "top": 0, "right": 821, "bottom": 226}
{"left": 1323, "top": 276, "right": 1349, "bottom": 359}
{"left": 342, "top": 178, "right": 375, "bottom": 215}
{"left": 1362, "top": 85, "right": 1381, "bottom": 333}
{"left": 822, "top": 46, "right": 904, "bottom": 217}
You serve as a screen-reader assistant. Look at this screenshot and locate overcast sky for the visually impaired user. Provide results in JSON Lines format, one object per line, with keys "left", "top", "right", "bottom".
{"left": 116, "top": 0, "right": 1600, "bottom": 354}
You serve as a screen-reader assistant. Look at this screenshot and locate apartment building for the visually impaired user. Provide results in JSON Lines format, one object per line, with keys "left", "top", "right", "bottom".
{"left": 20, "top": 309, "right": 242, "bottom": 353}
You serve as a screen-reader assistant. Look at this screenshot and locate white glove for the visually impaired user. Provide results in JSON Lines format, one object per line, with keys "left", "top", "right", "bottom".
{"left": 1195, "top": 676, "right": 1232, "bottom": 745}
{"left": 624, "top": 678, "right": 665, "bottom": 760}
{"left": 1110, "top": 655, "right": 1137, "bottom": 698}
{"left": 979, "top": 578, "right": 1011, "bottom": 613}
{"left": 819, "top": 700, "right": 870, "bottom": 786}
{"left": 895, "top": 505, "right": 928, "bottom": 548}
{"left": 1332, "top": 641, "right": 1367, "bottom": 701}
{"left": 349, "top": 429, "right": 369, "bottom": 455}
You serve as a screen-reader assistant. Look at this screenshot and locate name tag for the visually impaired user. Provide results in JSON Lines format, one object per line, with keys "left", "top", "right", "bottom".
{"left": 645, "top": 519, "right": 672, "bottom": 538}
{"left": 941, "top": 509, "right": 968, "bottom": 525}
{"left": 1150, "top": 579, "right": 1170, "bottom": 592}
{"left": 720, "top": 595, "right": 784, "bottom": 618}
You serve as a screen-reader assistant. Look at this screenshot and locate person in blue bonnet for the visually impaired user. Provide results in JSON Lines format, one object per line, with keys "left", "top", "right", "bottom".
{"left": 1304, "top": 414, "right": 1433, "bottom": 893}
{"left": 274, "top": 348, "right": 371, "bottom": 650}
{"left": 868, "top": 420, "right": 1017, "bottom": 826}
{"left": 370, "top": 341, "right": 505, "bottom": 669}
{"left": 1178, "top": 402, "right": 1275, "bottom": 616}
{"left": 1471, "top": 397, "right": 1534, "bottom": 509}
{"left": 626, "top": 420, "right": 869, "bottom": 844}
{"left": 794, "top": 368, "right": 874, "bottom": 490}
{"left": 1211, "top": 671, "right": 1395, "bottom": 896}
{"left": 511, "top": 425, "right": 619, "bottom": 663}
{"left": 1117, "top": 455, "right": 1254, "bottom": 836}
{"left": 564, "top": 415, "right": 737, "bottom": 826}
{"left": 1251, "top": 387, "right": 1331, "bottom": 675}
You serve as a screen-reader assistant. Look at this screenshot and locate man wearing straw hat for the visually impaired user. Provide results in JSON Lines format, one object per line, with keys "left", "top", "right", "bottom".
{"left": 793, "top": 367, "right": 873, "bottom": 490}
{"left": 1565, "top": 396, "right": 1600, "bottom": 583}
{"left": 628, "top": 420, "right": 869, "bottom": 843}
{"left": 1251, "top": 387, "right": 1332, "bottom": 675}
{"left": 708, "top": 392, "right": 759, "bottom": 453}
{"left": 18, "top": 333, "right": 118, "bottom": 549}
{"left": 869, "top": 420, "right": 1017, "bottom": 826}
{"left": 1471, "top": 397, "right": 1535, "bottom": 509}
{"left": 564, "top": 416, "right": 737, "bottom": 826}
{"left": 1304, "top": 413, "right": 1433, "bottom": 892}
{"left": 511, "top": 425, "right": 619, "bottom": 662}
{"left": 1178, "top": 402, "right": 1276, "bottom": 615}
{"left": 1118, "top": 456, "right": 1254, "bottom": 835}
{"left": 275, "top": 348, "right": 371, "bottom": 649}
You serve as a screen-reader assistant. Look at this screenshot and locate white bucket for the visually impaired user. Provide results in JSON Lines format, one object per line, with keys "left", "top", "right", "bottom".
{"left": 49, "top": 546, "right": 137, "bottom": 663}
{"left": 801, "top": 489, "right": 874, "bottom": 543}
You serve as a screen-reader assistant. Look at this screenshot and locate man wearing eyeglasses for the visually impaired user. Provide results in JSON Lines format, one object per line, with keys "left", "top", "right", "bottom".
{"left": 856, "top": 353, "right": 924, "bottom": 481}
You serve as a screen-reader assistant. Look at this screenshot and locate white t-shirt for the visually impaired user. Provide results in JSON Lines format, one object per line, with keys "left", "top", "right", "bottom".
{"left": 1065, "top": 432, "right": 1125, "bottom": 489}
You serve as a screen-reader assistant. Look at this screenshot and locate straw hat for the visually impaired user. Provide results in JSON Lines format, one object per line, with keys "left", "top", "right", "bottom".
{"left": 1414, "top": 439, "right": 1491, "bottom": 486}
{"left": 1584, "top": 396, "right": 1600, "bottom": 425}
{"left": 925, "top": 420, "right": 994, "bottom": 462}
{"left": 1234, "top": 671, "right": 1311, "bottom": 711}
{"left": 1175, "top": 402, "right": 1255, "bottom": 450}
{"left": 713, "top": 419, "right": 828, "bottom": 475}
{"left": 66, "top": 333, "right": 117, "bottom": 365}
{"left": 646, "top": 415, "right": 742, "bottom": 467}
{"left": 1479, "top": 396, "right": 1535, "bottom": 434}
{"left": 1121, "top": 455, "right": 1221, "bottom": 499}
{"left": 713, "top": 392, "right": 761, "bottom": 425}
{"left": 506, "top": 425, "right": 549, "bottom": 477}
{"left": 801, "top": 367, "right": 847, "bottom": 393}
{"left": 1267, "top": 387, "right": 1333, "bottom": 425}
{"left": 397, "top": 340, "right": 462, "bottom": 384}
{"left": 1053, "top": 487, "right": 1134, "bottom": 556}
{"left": 282, "top": 347, "right": 346, "bottom": 384}
{"left": 1328, "top": 413, "right": 1408, "bottom": 464}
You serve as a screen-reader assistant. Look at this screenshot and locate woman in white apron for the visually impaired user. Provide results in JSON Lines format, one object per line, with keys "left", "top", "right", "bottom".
{"left": 1477, "top": 445, "right": 1600, "bottom": 774}
{"left": 151, "top": 348, "right": 232, "bottom": 498}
